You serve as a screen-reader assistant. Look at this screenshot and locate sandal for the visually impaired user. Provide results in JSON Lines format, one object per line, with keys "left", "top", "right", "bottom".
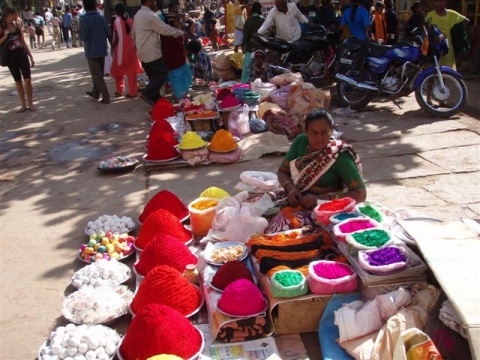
{"left": 17, "top": 107, "right": 27, "bottom": 113}
{"left": 28, "top": 107, "right": 37, "bottom": 112}
{"left": 114, "top": 92, "right": 123, "bottom": 97}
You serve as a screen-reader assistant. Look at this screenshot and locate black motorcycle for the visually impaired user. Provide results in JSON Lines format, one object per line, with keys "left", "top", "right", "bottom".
{"left": 254, "top": 25, "right": 342, "bottom": 82}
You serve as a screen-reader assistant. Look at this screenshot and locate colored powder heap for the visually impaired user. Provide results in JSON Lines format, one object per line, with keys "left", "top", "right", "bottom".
{"left": 147, "top": 355, "right": 183, "bottom": 360}
{"left": 217, "top": 279, "right": 266, "bottom": 316}
{"left": 121, "top": 304, "right": 202, "bottom": 360}
{"left": 147, "top": 120, "right": 179, "bottom": 161}
{"left": 367, "top": 246, "right": 407, "bottom": 266}
{"left": 313, "top": 262, "right": 354, "bottom": 279}
{"left": 339, "top": 219, "right": 376, "bottom": 233}
{"left": 219, "top": 94, "right": 240, "bottom": 109}
{"left": 131, "top": 265, "right": 200, "bottom": 316}
{"left": 178, "top": 131, "right": 208, "bottom": 150}
{"left": 211, "top": 260, "right": 254, "bottom": 290}
{"left": 136, "top": 209, "right": 191, "bottom": 249}
{"left": 191, "top": 199, "right": 218, "bottom": 211}
{"left": 199, "top": 187, "right": 230, "bottom": 199}
{"left": 208, "top": 129, "right": 238, "bottom": 152}
{"left": 358, "top": 204, "right": 383, "bottom": 222}
{"left": 332, "top": 212, "right": 363, "bottom": 222}
{"left": 139, "top": 190, "right": 189, "bottom": 224}
{"left": 134, "top": 234, "right": 198, "bottom": 276}
{"left": 150, "top": 98, "right": 175, "bottom": 121}
{"left": 351, "top": 229, "right": 390, "bottom": 247}
{"left": 272, "top": 271, "right": 303, "bottom": 287}
{"left": 318, "top": 198, "right": 352, "bottom": 211}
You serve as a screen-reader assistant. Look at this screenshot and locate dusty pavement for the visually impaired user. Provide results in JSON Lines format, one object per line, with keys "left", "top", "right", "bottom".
{"left": 0, "top": 45, "right": 479, "bottom": 359}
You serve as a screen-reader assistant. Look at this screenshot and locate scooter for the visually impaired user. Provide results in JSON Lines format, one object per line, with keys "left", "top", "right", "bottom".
{"left": 335, "top": 24, "right": 467, "bottom": 117}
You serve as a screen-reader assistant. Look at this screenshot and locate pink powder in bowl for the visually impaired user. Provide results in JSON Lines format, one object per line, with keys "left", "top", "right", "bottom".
{"left": 312, "top": 261, "right": 354, "bottom": 279}
{"left": 338, "top": 219, "right": 377, "bottom": 234}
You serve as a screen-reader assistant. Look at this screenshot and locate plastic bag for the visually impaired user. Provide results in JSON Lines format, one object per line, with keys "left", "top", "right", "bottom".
{"left": 212, "top": 196, "right": 241, "bottom": 231}
{"left": 269, "top": 85, "right": 291, "bottom": 109}
{"left": 249, "top": 114, "right": 267, "bottom": 133}
{"left": 287, "top": 82, "right": 331, "bottom": 119}
{"left": 228, "top": 104, "right": 250, "bottom": 137}
{"left": 208, "top": 147, "right": 242, "bottom": 164}
{"left": 269, "top": 72, "right": 303, "bottom": 87}
{"left": 229, "top": 52, "right": 244, "bottom": 70}
{"left": 224, "top": 206, "right": 269, "bottom": 244}
{"left": 392, "top": 328, "right": 442, "bottom": 360}
{"left": 104, "top": 51, "right": 112, "bottom": 76}
{"left": 239, "top": 171, "right": 280, "bottom": 192}
{"left": 251, "top": 78, "right": 277, "bottom": 101}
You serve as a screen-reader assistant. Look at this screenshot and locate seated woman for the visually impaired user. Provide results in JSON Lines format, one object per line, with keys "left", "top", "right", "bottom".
{"left": 277, "top": 108, "right": 367, "bottom": 209}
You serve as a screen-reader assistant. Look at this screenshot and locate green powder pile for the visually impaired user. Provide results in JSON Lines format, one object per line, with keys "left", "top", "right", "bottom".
{"left": 359, "top": 204, "right": 383, "bottom": 222}
{"left": 351, "top": 229, "right": 390, "bottom": 247}
{"left": 273, "top": 271, "right": 303, "bottom": 287}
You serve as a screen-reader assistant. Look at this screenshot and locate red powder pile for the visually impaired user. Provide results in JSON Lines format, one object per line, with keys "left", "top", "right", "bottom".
{"left": 319, "top": 198, "right": 352, "bottom": 211}
{"left": 312, "top": 261, "right": 354, "bottom": 279}
{"left": 146, "top": 120, "right": 179, "bottom": 161}
{"left": 131, "top": 265, "right": 201, "bottom": 316}
{"left": 135, "top": 209, "right": 192, "bottom": 249}
{"left": 150, "top": 98, "right": 175, "bottom": 121}
{"left": 211, "top": 260, "right": 254, "bottom": 290}
{"left": 139, "top": 190, "right": 189, "bottom": 224}
{"left": 134, "top": 234, "right": 198, "bottom": 276}
{"left": 120, "top": 303, "right": 202, "bottom": 360}
{"left": 217, "top": 279, "right": 266, "bottom": 316}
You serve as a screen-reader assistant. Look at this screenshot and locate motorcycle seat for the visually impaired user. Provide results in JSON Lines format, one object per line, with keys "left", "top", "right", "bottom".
{"left": 289, "top": 40, "right": 315, "bottom": 50}
{"left": 366, "top": 42, "right": 392, "bottom": 57}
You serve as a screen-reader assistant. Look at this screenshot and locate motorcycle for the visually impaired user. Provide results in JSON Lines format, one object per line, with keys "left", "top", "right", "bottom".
{"left": 254, "top": 24, "right": 342, "bottom": 82}
{"left": 335, "top": 24, "right": 467, "bottom": 117}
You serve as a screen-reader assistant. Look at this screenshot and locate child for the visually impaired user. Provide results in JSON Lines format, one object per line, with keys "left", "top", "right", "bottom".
{"left": 250, "top": 50, "right": 270, "bottom": 82}
{"left": 209, "top": 18, "right": 218, "bottom": 51}
{"left": 186, "top": 39, "right": 213, "bottom": 82}
{"left": 27, "top": 21, "right": 37, "bottom": 49}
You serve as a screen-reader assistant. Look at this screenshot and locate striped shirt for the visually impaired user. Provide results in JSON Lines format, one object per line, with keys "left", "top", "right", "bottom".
{"left": 132, "top": 6, "right": 184, "bottom": 64}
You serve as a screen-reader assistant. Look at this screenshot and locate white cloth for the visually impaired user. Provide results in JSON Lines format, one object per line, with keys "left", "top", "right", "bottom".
{"left": 131, "top": 6, "right": 184, "bottom": 63}
{"left": 257, "top": 3, "right": 308, "bottom": 42}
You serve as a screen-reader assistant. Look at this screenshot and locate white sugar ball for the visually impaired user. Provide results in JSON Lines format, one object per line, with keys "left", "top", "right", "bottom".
{"left": 85, "top": 351, "right": 96, "bottom": 360}
{"left": 69, "top": 336, "right": 80, "bottom": 348}
{"left": 98, "top": 337, "right": 107, "bottom": 347}
{"left": 74, "top": 355, "right": 86, "bottom": 360}
{"left": 87, "top": 221, "right": 93, "bottom": 227}
{"left": 127, "top": 221, "right": 135, "bottom": 229}
{"left": 105, "top": 343, "right": 116, "bottom": 355}
{"left": 78, "top": 343, "right": 88, "bottom": 354}
{"left": 77, "top": 325, "right": 88, "bottom": 333}
{"left": 97, "top": 354, "right": 109, "bottom": 360}
{"left": 80, "top": 333, "right": 89, "bottom": 343}
{"left": 50, "top": 343, "right": 62, "bottom": 354}
{"left": 67, "top": 347, "right": 78, "bottom": 356}
{"left": 59, "top": 349, "right": 69, "bottom": 359}
{"left": 65, "top": 324, "right": 76, "bottom": 332}
{"left": 94, "top": 347, "right": 105, "bottom": 357}
{"left": 88, "top": 337, "right": 99, "bottom": 350}
{"left": 61, "top": 338, "right": 70, "bottom": 347}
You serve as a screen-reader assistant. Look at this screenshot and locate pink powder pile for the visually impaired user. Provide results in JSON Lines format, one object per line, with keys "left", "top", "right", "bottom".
{"left": 338, "top": 219, "right": 376, "bottom": 233}
{"left": 312, "top": 261, "right": 354, "bottom": 279}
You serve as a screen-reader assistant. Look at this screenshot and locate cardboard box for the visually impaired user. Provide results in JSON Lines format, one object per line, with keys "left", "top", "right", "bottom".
{"left": 273, "top": 296, "right": 331, "bottom": 335}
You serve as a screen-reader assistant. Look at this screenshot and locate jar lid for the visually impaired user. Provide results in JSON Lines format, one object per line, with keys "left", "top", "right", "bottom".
{"left": 185, "top": 264, "right": 197, "bottom": 271}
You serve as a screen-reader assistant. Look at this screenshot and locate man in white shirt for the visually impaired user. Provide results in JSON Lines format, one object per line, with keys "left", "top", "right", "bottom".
{"left": 44, "top": 7, "right": 53, "bottom": 35}
{"left": 132, "top": 0, "right": 184, "bottom": 105}
{"left": 257, "top": 0, "right": 310, "bottom": 42}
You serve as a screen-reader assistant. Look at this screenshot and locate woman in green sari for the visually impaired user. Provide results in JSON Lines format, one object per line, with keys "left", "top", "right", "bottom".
{"left": 277, "top": 108, "right": 367, "bottom": 209}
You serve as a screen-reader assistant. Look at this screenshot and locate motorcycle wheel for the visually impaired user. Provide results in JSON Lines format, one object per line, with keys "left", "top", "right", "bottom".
{"left": 336, "top": 70, "right": 374, "bottom": 109}
{"left": 415, "top": 72, "right": 468, "bottom": 118}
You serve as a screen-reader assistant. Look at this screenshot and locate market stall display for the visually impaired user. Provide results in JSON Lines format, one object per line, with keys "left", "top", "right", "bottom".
{"left": 210, "top": 260, "right": 255, "bottom": 291}
{"left": 79, "top": 232, "right": 135, "bottom": 263}
{"left": 332, "top": 218, "right": 382, "bottom": 243}
{"left": 62, "top": 285, "right": 132, "bottom": 325}
{"left": 217, "top": 279, "right": 268, "bottom": 317}
{"left": 38, "top": 324, "right": 121, "bottom": 360}
{"left": 139, "top": 190, "right": 189, "bottom": 224}
{"left": 307, "top": 260, "right": 358, "bottom": 295}
{"left": 204, "top": 242, "right": 248, "bottom": 265}
{"left": 97, "top": 156, "right": 138, "bottom": 173}
{"left": 71, "top": 259, "right": 131, "bottom": 289}
{"left": 85, "top": 215, "right": 135, "bottom": 236}
{"left": 313, "top": 198, "right": 357, "bottom": 226}
{"left": 188, "top": 198, "right": 219, "bottom": 237}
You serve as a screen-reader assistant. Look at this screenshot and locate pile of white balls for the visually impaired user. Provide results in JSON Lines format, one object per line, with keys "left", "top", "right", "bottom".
{"left": 72, "top": 260, "right": 130, "bottom": 289}
{"left": 39, "top": 323, "right": 119, "bottom": 360}
{"left": 85, "top": 215, "right": 135, "bottom": 236}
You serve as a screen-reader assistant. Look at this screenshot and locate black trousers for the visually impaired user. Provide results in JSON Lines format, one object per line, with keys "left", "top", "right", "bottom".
{"left": 87, "top": 57, "right": 109, "bottom": 101}
{"left": 141, "top": 57, "right": 168, "bottom": 103}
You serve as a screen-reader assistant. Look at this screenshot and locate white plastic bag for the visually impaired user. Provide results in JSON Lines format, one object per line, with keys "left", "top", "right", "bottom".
{"left": 239, "top": 171, "right": 280, "bottom": 192}
{"left": 224, "top": 206, "right": 268, "bottom": 244}
{"left": 211, "top": 196, "right": 241, "bottom": 231}
{"left": 228, "top": 104, "right": 250, "bottom": 138}
{"left": 104, "top": 49, "right": 112, "bottom": 76}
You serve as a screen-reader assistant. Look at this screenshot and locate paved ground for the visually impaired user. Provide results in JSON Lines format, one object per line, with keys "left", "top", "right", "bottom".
{"left": 0, "top": 44, "right": 479, "bottom": 359}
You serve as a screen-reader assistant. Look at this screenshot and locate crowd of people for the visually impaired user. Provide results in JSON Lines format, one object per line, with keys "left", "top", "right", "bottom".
{"left": 0, "top": 0, "right": 478, "bottom": 113}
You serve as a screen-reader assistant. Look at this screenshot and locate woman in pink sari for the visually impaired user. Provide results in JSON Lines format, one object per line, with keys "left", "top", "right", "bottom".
{"left": 111, "top": 4, "right": 143, "bottom": 97}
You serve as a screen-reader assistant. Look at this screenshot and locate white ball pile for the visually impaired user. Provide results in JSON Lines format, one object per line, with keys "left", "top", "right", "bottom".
{"left": 62, "top": 285, "right": 132, "bottom": 324}
{"left": 85, "top": 215, "right": 135, "bottom": 236}
{"left": 39, "top": 323, "right": 119, "bottom": 360}
{"left": 72, "top": 260, "right": 130, "bottom": 289}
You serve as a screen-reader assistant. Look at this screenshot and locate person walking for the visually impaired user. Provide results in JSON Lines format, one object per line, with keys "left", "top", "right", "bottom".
{"left": 44, "top": 7, "right": 53, "bottom": 36}
{"left": 80, "top": 0, "right": 112, "bottom": 104}
{"left": 131, "top": 0, "right": 184, "bottom": 106}
{"left": 34, "top": 11, "right": 46, "bottom": 48}
{"left": 0, "top": 6, "right": 36, "bottom": 112}
{"left": 51, "top": 10, "right": 61, "bottom": 50}
{"left": 233, "top": 0, "right": 246, "bottom": 53}
{"left": 425, "top": 0, "right": 469, "bottom": 71}
{"left": 384, "top": 0, "right": 397, "bottom": 45}
{"left": 111, "top": 3, "right": 143, "bottom": 98}
{"left": 63, "top": 6, "right": 72, "bottom": 48}
{"left": 70, "top": 10, "right": 80, "bottom": 47}
{"left": 240, "top": 1, "right": 264, "bottom": 83}
{"left": 371, "top": 1, "right": 386, "bottom": 43}
{"left": 340, "top": 0, "right": 371, "bottom": 40}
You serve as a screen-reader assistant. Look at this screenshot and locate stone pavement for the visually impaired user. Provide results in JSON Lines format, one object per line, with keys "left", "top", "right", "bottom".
{"left": 0, "top": 45, "right": 479, "bottom": 359}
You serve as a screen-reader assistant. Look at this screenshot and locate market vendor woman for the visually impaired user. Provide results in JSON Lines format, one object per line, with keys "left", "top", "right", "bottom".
{"left": 278, "top": 108, "right": 367, "bottom": 209}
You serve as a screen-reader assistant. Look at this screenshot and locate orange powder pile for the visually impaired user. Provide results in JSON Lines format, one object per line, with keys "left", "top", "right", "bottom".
{"left": 208, "top": 129, "right": 237, "bottom": 152}
{"left": 139, "top": 190, "right": 189, "bottom": 224}
{"left": 135, "top": 209, "right": 192, "bottom": 249}
{"left": 211, "top": 260, "right": 254, "bottom": 290}
{"left": 120, "top": 304, "right": 202, "bottom": 360}
{"left": 134, "top": 234, "right": 198, "bottom": 276}
{"left": 131, "top": 265, "right": 201, "bottom": 316}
